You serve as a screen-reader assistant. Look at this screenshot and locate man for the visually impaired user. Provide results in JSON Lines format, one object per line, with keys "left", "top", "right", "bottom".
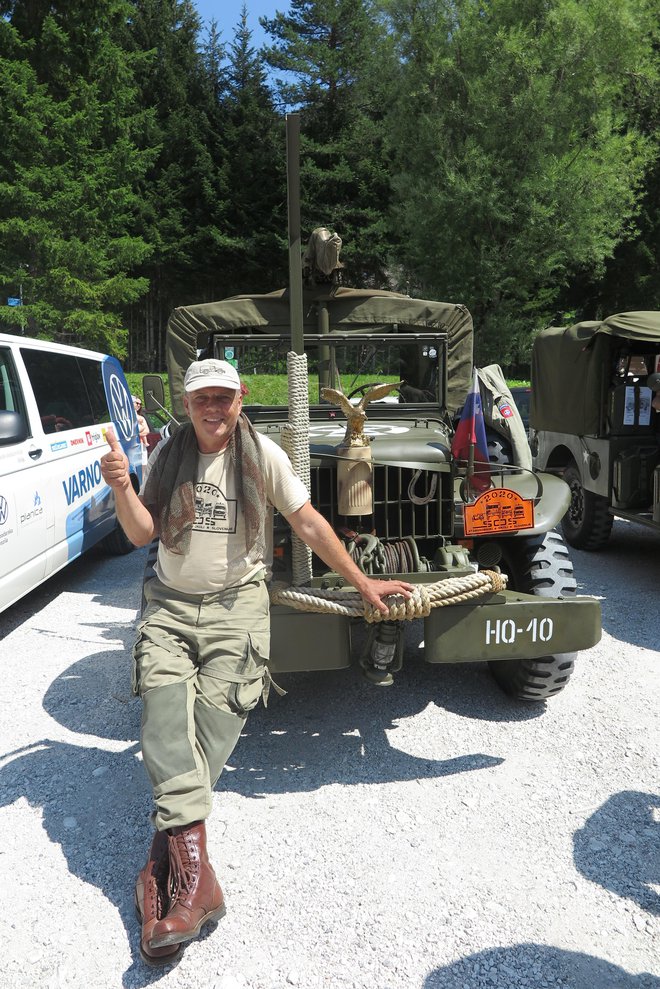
{"left": 101, "top": 359, "right": 412, "bottom": 965}
{"left": 132, "top": 394, "right": 150, "bottom": 467}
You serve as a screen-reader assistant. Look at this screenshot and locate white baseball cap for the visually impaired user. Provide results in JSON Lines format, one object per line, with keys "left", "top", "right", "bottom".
{"left": 184, "top": 359, "right": 241, "bottom": 392}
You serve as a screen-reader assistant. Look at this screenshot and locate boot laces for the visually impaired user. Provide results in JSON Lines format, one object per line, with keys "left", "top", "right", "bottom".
{"left": 168, "top": 833, "right": 196, "bottom": 903}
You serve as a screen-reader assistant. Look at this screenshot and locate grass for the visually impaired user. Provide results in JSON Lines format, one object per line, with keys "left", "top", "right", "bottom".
{"left": 126, "top": 370, "right": 530, "bottom": 412}
{"left": 240, "top": 373, "right": 402, "bottom": 405}
{"left": 125, "top": 371, "right": 401, "bottom": 410}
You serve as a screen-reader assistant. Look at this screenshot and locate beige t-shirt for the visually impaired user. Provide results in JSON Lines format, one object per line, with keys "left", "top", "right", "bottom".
{"left": 145, "top": 431, "right": 309, "bottom": 593}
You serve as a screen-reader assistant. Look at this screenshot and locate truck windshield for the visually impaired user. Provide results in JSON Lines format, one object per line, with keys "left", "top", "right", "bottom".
{"left": 209, "top": 334, "right": 443, "bottom": 408}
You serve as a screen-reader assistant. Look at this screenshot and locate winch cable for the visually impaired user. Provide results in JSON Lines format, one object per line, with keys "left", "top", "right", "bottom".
{"left": 346, "top": 535, "right": 421, "bottom": 575}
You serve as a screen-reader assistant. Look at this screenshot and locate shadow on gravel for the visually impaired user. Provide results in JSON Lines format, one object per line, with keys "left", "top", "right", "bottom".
{"left": 218, "top": 660, "right": 512, "bottom": 798}
{"left": 420, "top": 661, "right": 548, "bottom": 724}
{"left": 39, "top": 647, "right": 507, "bottom": 802}
{"left": 0, "top": 543, "right": 146, "bottom": 641}
{"left": 423, "top": 944, "right": 660, "bottom": 988}
{"left": 0, "top": 550, "right": 104, "bottom": 641}
{"left": 0, "top": 735, "right": 174, "bottom": 986}
{"left": 570, "top": 520, "right": 660, "bottom": 651}
{"left": 0, "top": 639, "right": 178, "bottom": 987}
{"left": 573, "top": 790, "right": 660, "bottom": 916}
{"left": 42, "top": 636, "right": 139, "bottom": 741}
{"left": 1, "top": 599, "right": 543, "bottom": 982}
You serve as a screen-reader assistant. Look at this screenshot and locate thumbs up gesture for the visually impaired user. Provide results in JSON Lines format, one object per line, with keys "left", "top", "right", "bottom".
{"left": 101, "top": 427, "right": 130, "bottom": 489}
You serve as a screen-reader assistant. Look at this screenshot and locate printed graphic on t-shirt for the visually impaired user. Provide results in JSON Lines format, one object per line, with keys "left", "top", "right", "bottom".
{"left": 193, "top": 481, "right": 237, "bottom": 534}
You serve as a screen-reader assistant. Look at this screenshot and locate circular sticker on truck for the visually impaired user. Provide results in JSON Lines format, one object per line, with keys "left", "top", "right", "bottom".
{"left": 309, "top": 422, "right": 409, "bottom": 440}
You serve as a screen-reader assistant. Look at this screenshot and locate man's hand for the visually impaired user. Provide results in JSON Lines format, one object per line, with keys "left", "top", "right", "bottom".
{"left": 358, "top": 577, "right": 414, "bottom": 617}
{"left": 101, "top": 427, "right": 130, "bottom": 490}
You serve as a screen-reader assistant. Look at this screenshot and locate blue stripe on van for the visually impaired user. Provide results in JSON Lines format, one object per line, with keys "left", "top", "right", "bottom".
{"left": 62, "top": 459, "right": 115, "bottom": 559}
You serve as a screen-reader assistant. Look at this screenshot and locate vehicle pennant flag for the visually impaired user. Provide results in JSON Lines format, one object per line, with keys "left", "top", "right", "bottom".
{"left": 451, "top": 369, "right": 491, "bottom": 495}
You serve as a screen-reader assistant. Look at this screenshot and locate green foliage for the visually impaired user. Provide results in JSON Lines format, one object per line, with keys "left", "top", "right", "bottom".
{"left": 218, "top": 8, "right": 288, "bottom": 295}
{"left": 125, "top": 370, "right": 172, "bottom": 414}
{"left": 126, "top": 369, "right": 526, "bottom": 409}
{"left": 383, "top": 0, "right": 659, "bottom": 365}
{"left": 232, "top": 373, "right": 401, "bottom": 406}
{"left": 0, "top": 0, "right": 659, "bottom": 376}
{"left": 123, "top": 0, "right": 230, "bottom": 366}
{"left": 0, "top": 5, "right": 154, "bottom": 355}
{"left": 262, "top": 0, "right": 395, "bottom": 285}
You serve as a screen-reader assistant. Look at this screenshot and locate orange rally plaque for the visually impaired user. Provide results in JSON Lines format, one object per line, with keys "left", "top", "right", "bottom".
{"left": 463, "top": 487, "right": 535, "bottom": 536}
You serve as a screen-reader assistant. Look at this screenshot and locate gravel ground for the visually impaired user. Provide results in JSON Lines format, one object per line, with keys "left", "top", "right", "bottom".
{"left": 0, "top": 521, "right": 658, "bottom": 989}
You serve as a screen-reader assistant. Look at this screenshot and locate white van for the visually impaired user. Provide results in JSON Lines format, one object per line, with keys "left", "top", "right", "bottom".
{"left": 0, "top": 332, "right": 143, "bottom": 614}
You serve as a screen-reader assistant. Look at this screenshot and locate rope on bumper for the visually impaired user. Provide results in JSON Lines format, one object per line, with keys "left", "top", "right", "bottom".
{"left": 269, "top": 570, "right": 507, "bottom": 624}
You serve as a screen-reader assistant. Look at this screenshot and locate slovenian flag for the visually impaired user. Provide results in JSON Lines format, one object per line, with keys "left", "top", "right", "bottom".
{"left": 451, "top": 370, "right": 491, "bottom": 495}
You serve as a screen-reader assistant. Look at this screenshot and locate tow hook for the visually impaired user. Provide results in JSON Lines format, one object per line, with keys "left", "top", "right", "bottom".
{"left": 360, "top": 620, "right": 404, "bottom": 686}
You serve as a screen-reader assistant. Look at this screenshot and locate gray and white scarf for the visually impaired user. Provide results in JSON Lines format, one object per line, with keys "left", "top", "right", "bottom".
{"left": 141, "top": 415, "right": 268, "bottom": 563}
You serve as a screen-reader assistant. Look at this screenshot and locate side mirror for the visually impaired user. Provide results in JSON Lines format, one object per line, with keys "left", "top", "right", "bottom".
{"left": 142, "top": 374, "right": 166, "bottom": 414}
{"left": 0, "top": 410, "right": 29, "bottom": 445}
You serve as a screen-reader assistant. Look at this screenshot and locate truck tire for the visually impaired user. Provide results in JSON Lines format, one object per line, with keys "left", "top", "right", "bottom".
{"left": 102, "top": 520, "right": 134, "bottom": 556}
{"left": 561, "top": 462, "right": 613, "bottom": 550}
{"left": 487, "top": 435, "right": 512, "bottom": 465}
{"left": 488, "top": 531, "right": 577, "bottom": 702}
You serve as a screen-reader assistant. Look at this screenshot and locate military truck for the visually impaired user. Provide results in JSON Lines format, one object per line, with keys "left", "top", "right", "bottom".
{"left": 530, "top": 311, "right": 660, "bottom": 551}
{"left": 142, "top": 263, "right": 600, "bottom": 702}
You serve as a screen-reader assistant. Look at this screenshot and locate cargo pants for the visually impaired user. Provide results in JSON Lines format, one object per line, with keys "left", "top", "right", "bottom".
{"left": 133, "top": 574, "right": 270, "bottom": 831}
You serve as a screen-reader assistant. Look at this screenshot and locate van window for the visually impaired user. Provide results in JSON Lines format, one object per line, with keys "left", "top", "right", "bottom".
{"left": 79, "top": 356, "right": 112, "bottom": 424}
{"left": 0, "top": 347, "right": 28, "bottom": 419}
{"left": 20, "top": 349, "right": 111, "bottom": 434}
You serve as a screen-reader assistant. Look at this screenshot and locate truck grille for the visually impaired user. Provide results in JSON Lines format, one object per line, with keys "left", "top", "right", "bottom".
{"left": 310, "top": 463, "right": 453, "bottom": 540}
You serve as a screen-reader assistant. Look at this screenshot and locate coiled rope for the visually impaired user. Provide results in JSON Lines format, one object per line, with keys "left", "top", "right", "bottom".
{"left": 280, "top": 351, "right": 313, "bottom": 585}
{"left": 270, "top": 570, "right": 507, "bottom": 624}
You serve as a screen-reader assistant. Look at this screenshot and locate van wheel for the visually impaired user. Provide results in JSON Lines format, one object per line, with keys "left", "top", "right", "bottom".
{"left": 102, "top": 521, "right": 134, "bottom": 556}
{"left": 488, "top": 531, "right": 576, "bottom": 702}
{"left": 561, "top": 462, "right": 613, "bottom": 550}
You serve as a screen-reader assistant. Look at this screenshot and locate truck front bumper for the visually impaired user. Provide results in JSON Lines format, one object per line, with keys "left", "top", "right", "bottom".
{"left": 423, "top": 590, "right": 601, "bottom": 663}
{"left": 269, "top": 590, "right": 601, "bottom": 673}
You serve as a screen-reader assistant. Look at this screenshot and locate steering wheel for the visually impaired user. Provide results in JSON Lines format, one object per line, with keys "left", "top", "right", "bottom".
{"left": 346, "top": 381, "right": 402, "bottom": 401}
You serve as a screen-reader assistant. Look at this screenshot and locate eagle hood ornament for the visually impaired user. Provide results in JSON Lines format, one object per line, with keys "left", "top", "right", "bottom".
{"left": 321, "top": 382, "right": 404, "bottom": 447}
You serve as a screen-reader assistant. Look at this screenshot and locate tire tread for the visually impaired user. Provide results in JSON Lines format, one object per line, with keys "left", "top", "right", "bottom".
{"left": 488, "top": 531, "right": 577, "bottom": 702}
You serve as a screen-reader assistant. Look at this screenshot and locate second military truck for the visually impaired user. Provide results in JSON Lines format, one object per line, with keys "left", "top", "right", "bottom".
{"left": 530, "top": 311, "right": 660, "bottom": 550}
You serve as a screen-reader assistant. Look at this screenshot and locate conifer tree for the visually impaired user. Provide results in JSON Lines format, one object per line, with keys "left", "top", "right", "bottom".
{"left": 261, "top": 0, "right": 393, "bottom": 286}
{"left": 0, "top": 2, "right": 152, "bottom": 355}
{"left": 219, "top": 6, "right": 287, "bottom": 296}
{"left": 125, "top": 0, "right": 234, "bottom": 366}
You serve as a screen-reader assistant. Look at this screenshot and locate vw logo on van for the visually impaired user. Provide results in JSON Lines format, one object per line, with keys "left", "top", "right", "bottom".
{"left": 0, "top": 495, "right": 8, "bottom": 527}
{"left": 103, "top": 357, "right": 137, "bottom": 446}
{"left": 107, "top": 372, "right": 134, "bottom": 442}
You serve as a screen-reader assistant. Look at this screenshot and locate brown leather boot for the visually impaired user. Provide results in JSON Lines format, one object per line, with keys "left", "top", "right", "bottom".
{"left": 134, "top": 831, "right": 181, "bottom": 965}
{"left": 148, "top": 821, "right": 226, "bottom": 949}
